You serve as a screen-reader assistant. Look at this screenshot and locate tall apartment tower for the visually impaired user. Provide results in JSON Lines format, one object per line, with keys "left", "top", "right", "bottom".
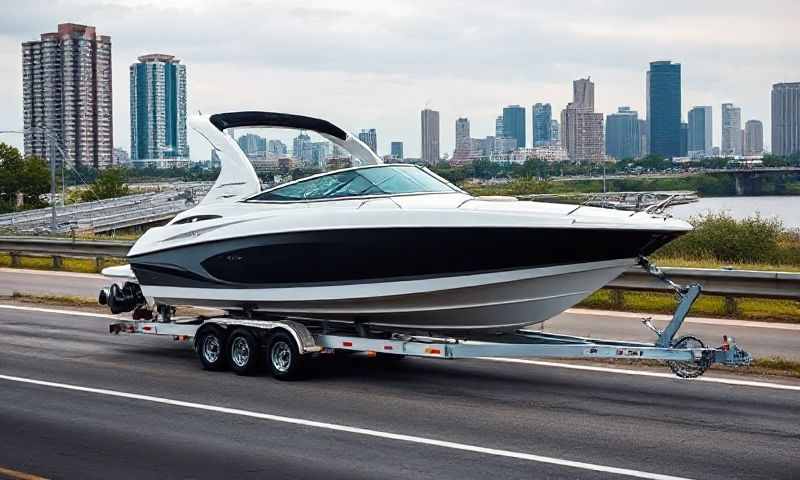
{"left": 721, "top": 103, "right": 743, "bottom": 156}
{"left": 495, "top": 116, "right": 504, "bottom": 137}
{"left": 572, "top": 78, "right": 594, "bottom": 111}
{"left": 647, "top": 61, "right": 681, "bottom": 158}
{"left": 130, "top": 54, "right": 188, "bottom": 162}
{"left": 390, "top": 141, "right": 404, "bottom": 160}
{"left": 605, "top": 107, "right": 640, "bottom": 160}
{"left": 358, "top": 128, "right": 378, "bottom": 154}
{"left": 532, "top": 103, "right": 552, "bottom": 146}
{"left": 455, "top": 117, "right": 470, "bottom": 149}
{"left": 561, "top": 77, "right": 604, "bottom": 163}
{"left": 687, "top": 106, "right": 712, "bottom": 157}
{"left": 550, "top": 119, "right": 560, "bottom": 145}
{"left": 744, "top": 120, "right": 764, "bottom": 155}
{"left": 22, "top": 23, "right": 113, "bottom": 169}
{"left": 772, "top": 82, "right": 800, "bottom": 156}
{"left": 502, "top": 105, "right": 526, "bottom": 149}
{"left": 421, "top": 109, "right": 440, "bottom": 164}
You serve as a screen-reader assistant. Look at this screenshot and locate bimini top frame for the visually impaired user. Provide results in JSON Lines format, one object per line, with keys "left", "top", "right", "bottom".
{"left": 190, "top": 111, "right": 383, "bottom": 205}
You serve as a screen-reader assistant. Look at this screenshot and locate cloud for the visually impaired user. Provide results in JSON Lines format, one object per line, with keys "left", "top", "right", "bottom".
{"left": 0, "top": 0, "right": 798, "bottom": 156}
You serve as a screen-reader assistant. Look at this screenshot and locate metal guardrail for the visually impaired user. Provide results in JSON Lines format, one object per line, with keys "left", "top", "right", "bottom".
{"left": 0, "top": 236, "right": 797, "bottom": 300}
{"left": 608, "top": 267, "right": 800, "bottom": 300}
{"left": 0, "top": 236, "right": 132, "bottom": 258}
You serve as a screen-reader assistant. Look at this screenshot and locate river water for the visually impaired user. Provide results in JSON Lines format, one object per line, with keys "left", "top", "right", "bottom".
{"left": 670, "top": 196, "right": 800, "bottom": 229}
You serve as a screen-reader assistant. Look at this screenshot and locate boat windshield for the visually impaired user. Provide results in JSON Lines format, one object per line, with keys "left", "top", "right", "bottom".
{"left": 249, "top": 165, "right": 457, "bottom": 202}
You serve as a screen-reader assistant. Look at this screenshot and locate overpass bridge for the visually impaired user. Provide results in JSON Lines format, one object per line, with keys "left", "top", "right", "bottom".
{"left": 703, "top": 167, "right": 800, "bottom": 195}
{"left": 548, "top": 166, "right": 800, "bottom": 195}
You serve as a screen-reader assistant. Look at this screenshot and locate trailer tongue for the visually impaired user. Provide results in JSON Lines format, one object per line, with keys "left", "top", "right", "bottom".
{"left": 105, "top": 257, "right": 752, "bottom": 380}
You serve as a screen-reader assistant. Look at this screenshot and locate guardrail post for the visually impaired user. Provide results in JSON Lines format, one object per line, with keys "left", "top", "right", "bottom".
{"left": 95, "top": 256, "right": 104, "bottom": 273}
{"left": 610, "top": 289, "right": 625, "bottom": 309}
{"left": 52, "top": 255, "right": 63, "bottom": 270}
{"left": 10, "top": 252, "right": 21, "bottom": 267}
{"left": 724, "top": 296, "right": 739, "bottom": 317}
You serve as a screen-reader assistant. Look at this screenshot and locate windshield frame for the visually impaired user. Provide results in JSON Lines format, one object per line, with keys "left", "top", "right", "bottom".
{"left": 243, "top": 164, "right": 465, "bottom": 204}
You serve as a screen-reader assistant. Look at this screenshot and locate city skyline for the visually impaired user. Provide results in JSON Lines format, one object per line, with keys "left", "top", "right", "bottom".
{"left": 2, "top": 1, "right": 799, "bottom": 160}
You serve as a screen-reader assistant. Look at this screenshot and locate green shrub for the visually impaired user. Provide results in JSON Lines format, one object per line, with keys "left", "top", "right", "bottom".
{"left": 656, "top": 213, "right": 790, "bottom": 264}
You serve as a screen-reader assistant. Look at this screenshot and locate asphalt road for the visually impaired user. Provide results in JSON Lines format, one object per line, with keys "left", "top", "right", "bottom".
{"left": 2, "top": 267, "right": 799, "bottom": 360}
{"left": 0, "top": 307, "right": 799, "bottom": 479}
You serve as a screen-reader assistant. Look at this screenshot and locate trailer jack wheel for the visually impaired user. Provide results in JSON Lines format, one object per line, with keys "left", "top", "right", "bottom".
{"left": 667, "top": 335, "right": 710, "bottom": 378}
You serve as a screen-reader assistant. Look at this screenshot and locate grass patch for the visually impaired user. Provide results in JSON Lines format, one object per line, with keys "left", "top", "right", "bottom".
{"left": 8, "top": 291, "right": 99, "bottom": 307}
{"left": 578, "top": 289, "right": 800, "bottom": 323}
{"left": 0, "top": 253, "right": 125, "bottom": 273}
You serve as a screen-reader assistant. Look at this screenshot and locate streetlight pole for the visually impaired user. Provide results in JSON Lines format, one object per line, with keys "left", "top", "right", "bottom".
{"left": 49, "top": 137, "right": 56, "bottom": 230}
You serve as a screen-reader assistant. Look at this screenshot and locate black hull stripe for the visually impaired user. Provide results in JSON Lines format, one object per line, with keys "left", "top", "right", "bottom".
{"left": 130, "top": 227, "right": 683, "bottom": 289}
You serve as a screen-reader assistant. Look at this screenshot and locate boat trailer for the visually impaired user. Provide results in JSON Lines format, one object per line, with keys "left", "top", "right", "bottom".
{"left": 108, "top": 257, "right": 752, "bottom": 380}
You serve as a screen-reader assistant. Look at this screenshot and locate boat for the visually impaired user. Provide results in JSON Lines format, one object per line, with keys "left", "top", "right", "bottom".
{"left": 101, "top": 111, "right": 692, "bottom": 334}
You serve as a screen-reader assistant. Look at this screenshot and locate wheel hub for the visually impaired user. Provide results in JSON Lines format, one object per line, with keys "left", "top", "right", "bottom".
{"left": 271, "top": 341, "right": 292, "bottom": 373}
{"left": 231, "top": 337, "right": 250, "bottom": 368}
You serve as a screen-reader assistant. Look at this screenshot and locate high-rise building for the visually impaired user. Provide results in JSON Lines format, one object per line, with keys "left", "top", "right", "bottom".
{"left": 237, "top": 133, "right": 266, "bottom": 159}
{"left": 687, "top": 106, "right": 712, "bottom": 157}
{"left": 358, "top": 128, "right": 377, "bottom": 154}
{"left": 453, "top": 117, "right": 479, "bottom": 164}
{"left": 22, "top": 23, "right": 113, "bottom": 169}
{"left": 561, "top": 77, "right": 604, "bottom": 163}
{"left": 721, "top": 103, "right": 743, "bottom": 156}
{"left": 421, "top": 108, "right": 440, "bottom": 164}
{"left": 502, "top": 105, "right": 526, "bottom": 148}
{"left": 605, "top": 107, "right": 640, "bottom": 160}
{"left": 572, "top": 78, "right": 594, "bottom": 111}
{"left": 268, "top": 139, "right": 287, "bottom": 155}
{"left": 495, "top": 116, "right": 504, "bottom": 138}
{"left": 292, "top": 132, "right": 311, "bottom": 160}
{"left": 647, "top": 61, "right": 681, "bottom": 158}
{"left": 744, "top": 120, "right": 764, "bottom": 155}
{"left": 533, "top": 103, "right": 552, "bottom": 146}
{"left": 638, "top": 120, "right": 649, "bottom": 156}
{"left": 550, "top": 119, "right": 560, "bottom": 145}
{"left": 130, "top": 54, "right": 188, "bottom": 162}
{"left": 455, "top": 117, "right": 470, "bottom": 150}
{"left": 772, "top": 82, "right": 800, "bottom": 156}
{"left": 390, "top": 141, "right": 403, "bottom": 160}
{"left": 679, "top": 122, "right": 688, "bottom": 157}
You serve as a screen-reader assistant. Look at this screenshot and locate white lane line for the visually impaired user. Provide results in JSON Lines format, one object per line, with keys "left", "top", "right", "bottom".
{"left": 0, "top": 304, "right": 797, "bottom": 392}
{"left": 0, "top": 373, "right": 692, "bottom": 480}
{"left": 0, "top": 304, "right": 115, "bottom": 319}
{"left": 0, "top": 267, "right": 105, "bottom": 280}
{"left": 565, "top": 308, "right": 800, "bottom": 331}
{"left": 481, "top": 358, "right": 800, "bottom": 392}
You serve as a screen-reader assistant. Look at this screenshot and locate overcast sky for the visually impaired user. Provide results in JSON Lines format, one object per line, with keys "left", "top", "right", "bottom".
{"left": 1, "top": 0, "right": 798, "bottom": 159}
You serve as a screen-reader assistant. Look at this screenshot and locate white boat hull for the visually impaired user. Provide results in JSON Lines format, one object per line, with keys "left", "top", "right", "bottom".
{"left": 140, "top": 258, "right": 633, "bottom": 332}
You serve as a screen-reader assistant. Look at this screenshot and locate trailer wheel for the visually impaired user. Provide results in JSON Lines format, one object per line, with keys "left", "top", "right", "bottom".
{"left": 227, "top": 328, "right": 260, "bottom": 376}
{"left": 667, "top": 335, "right": 710, "bottom": 378}
{"left": 197, "top": 325, "right": 228, "bottom": 371}
{"left": 268, "top": 331, "right": 305, "bottom": 381}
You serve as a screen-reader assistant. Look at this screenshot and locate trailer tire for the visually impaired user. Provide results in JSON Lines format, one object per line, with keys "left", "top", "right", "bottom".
{"left": 228, "top": 328, "right": 260, "bottom": 376}
{"left": 196, "top": 325, "right": 228, "bottom": 371}
{"left": 268, "top": 331, "right": 305, "bottom": 381}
